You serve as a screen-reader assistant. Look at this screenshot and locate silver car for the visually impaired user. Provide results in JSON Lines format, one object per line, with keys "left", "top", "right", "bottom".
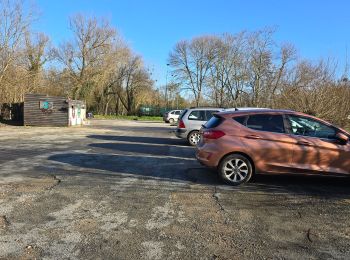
{"left": 163, "top": 110, "right": 182, "bottom": 124}
{"left": 175, "top": 107, "right": 223, "bottom": 145}
{"left": 175, "top": 107, "right": 268, "bottom": 145}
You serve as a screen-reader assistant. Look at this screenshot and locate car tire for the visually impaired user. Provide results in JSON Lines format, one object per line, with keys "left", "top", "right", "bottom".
{"left": 187, "top": 131, "right": 201, "bottom": 146}
{"left": 218, "top": 154, "right": 253, "bottom": 186}
{"left": 169, "top": 118, "right": 175, "bottom": 124}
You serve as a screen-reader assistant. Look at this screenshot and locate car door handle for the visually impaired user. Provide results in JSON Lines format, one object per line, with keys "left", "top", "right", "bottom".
{"left": 297, "top": 140, "right": 312, "bottom": 146}
{"left": 245, "top": 135, "right": 262, "bottom": 140}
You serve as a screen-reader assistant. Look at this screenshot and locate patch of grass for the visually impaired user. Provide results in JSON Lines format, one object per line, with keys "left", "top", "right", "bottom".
{"left": 94, "top": 115, "right": 163, "bottom": 121}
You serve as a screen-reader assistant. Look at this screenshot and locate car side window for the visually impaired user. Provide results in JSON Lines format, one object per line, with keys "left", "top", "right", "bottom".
{"left": 205, "top": 110, "right": 219, "bottom": 121}
{"left": 188, "top": 110, "right": 206, "bottom": 121}
{"left": 175, "top": 111, "right": 181, "bottom": 115}
{"left": 246, "top": 114, "right": 285, "bottom": 133}
{"left": 287, "top": 115, "right": 336, "bottom": 139}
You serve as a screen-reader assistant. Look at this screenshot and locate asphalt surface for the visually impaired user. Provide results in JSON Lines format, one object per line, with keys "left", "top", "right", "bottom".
{"left": 0, "top": 120, "right": 350, "bottom": 259}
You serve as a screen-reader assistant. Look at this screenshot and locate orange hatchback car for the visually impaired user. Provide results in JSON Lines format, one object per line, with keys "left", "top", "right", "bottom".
{"left": 196, "top": 109, "right": 350, "bottom": 185}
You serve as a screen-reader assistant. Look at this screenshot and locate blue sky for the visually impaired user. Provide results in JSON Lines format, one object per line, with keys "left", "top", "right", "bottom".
{"left": 33, "top": 0, "right": 350, "bottom": 84}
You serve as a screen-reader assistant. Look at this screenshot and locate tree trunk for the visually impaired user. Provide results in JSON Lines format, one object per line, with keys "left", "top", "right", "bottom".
{"left": 115, "top": 96, "right": 120, "bottom": 115}
{"left": 104, "top": 100, "right": 110, "bottom": 115}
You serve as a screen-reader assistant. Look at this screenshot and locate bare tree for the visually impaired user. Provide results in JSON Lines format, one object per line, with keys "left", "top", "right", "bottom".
{"left": 207, "top": 33, "right": 249, "bottom": 107}
{"left": 0, "top": 0, "right": 33, "bottom": 103}
{"left": 268, "top": 43, "right": 296, "bottom": 107}
{"left": 23, "top": 32, "right": 53, "bottom": 92}
{"left": 90, "top": 44, "right": 154, "bottom": 115}
{"left": 277, "top": 59, "right": 338, "bottom": 115}
{"left": 111, "top": 53, "right": 153, "bottom": 115}
{"left": 246, "top": 28, "right": 275, "bottom": 107}
{"left": 169, "top": 36, "right": 218, "bottom": 106}
{"left": 55, "top": 14, "right": 116, "bottom": 99}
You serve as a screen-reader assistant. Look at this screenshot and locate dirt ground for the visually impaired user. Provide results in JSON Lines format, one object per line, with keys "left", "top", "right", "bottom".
{"left": 0, "top": 120, "right": 350, "bottom": 259}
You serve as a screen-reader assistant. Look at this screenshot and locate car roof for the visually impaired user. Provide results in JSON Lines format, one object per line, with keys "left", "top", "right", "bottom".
{"left": 217, "top": 108, "right": 294, "bottom": 116}
{"left": 186, "top": 107, "right": 224, "bottom": 111}
{"left": 223, "top": 107, "right": 270, "bottom": 112}
{"left": 186, "top": 107, "right": 269, "bottom": 112}
{"left": 216, "top": 109, "right": 350, "bottom": 135}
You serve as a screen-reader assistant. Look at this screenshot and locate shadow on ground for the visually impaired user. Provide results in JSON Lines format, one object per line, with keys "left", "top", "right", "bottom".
{"left": 45, "top": 133, "right": 350, "bottom": 198}
{"left": 89, "top": 125, "right": 173, "bottom": 133}
{"left": 248, "top": 174, "right": 350, "bottom": 197}
{"left": 47, "top": 151, "right": 350, "bottom": 198}
{"left": 87, "top": 135, "right": 188, "bottom": 146}
{"left": 48, "top": 152, "right": 220, "bottom": 185}
{"left": 88, "top": 142, "right": 193, "bottom": 158}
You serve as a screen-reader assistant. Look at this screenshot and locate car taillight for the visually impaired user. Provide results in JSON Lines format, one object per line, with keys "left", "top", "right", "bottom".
{"left": 178, "top": 120, "right": 185, "bottom": 129}
{"left": 203, "top": 130, "right": 225, "bottom": 139}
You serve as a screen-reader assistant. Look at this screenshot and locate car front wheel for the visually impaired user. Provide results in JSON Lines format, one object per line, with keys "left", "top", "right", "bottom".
{"left": 188, "top": 131, "right": 201, "bottom": 146}
{"left": 218, "top": 154, "right": 253, "bottom": 185}
{"left": 169, "top": 118, "right": 175, "bottom": 124}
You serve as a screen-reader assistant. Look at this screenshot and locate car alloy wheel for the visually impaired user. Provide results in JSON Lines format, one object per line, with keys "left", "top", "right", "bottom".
{"left": 169, "top": 118, "right": 175, "bottom": 124}
{"left": 219, "top": 154, "right": 253, "bottom": 185}
{"left": 188, "top": 131, "right": 201, "bottom": 146}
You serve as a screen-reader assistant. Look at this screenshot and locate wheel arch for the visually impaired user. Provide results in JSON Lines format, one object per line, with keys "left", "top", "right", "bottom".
{"left": 187, "top": 129, "right": 200, "bottom": 145}
{"left": 187, "top": 129, "right": 200, "bottom": 138}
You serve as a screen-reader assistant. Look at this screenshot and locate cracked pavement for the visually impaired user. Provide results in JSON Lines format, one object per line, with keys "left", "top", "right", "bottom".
{"left": 1, "top": 120, "right": 350, "bottom": 259}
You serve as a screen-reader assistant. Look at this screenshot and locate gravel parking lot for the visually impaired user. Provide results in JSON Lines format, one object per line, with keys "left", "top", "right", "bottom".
{"left": 1, "top": 120, "right": 350, "bottom": 259}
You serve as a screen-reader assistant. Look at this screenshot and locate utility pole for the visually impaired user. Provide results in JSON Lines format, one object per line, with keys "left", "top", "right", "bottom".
{"left": 165, "top": 63, "right": 170, "bottom": 109}
{"left": 176, "top": 91, "right": 179, "bottom": 109}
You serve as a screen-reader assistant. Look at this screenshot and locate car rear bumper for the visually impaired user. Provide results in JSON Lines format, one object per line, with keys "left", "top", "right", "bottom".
{"left": 195, "top": 143, "right": 222, "bottom": 168}
{"left": 175, "top": 128, "right": 188, "bottom": 139}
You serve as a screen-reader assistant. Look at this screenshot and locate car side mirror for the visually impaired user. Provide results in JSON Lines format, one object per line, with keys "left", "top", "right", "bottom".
{"left": 336, "top": 132, "right": 349, "bottom": 144}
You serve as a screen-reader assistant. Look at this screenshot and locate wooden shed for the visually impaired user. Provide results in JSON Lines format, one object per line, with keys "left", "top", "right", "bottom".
{"left": 24, "top": 94, "right": 86, "bottom": 127}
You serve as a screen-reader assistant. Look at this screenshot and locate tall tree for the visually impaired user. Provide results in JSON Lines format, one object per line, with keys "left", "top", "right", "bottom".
{"left": 0, "top": 0, "right": 33, "bottom": 103}
{"left": 169, "top": 36, "right": 218, "bottom": 106}
{"left": 24, "top": 32, "right": 53, "bottom": 93}
{"left": 55, "top": 14, "right": 116, "bottom": 99}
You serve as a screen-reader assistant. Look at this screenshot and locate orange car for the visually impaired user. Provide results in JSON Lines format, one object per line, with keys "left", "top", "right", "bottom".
{"left": 196, "top": 109, "right": 350, "bottom": 185}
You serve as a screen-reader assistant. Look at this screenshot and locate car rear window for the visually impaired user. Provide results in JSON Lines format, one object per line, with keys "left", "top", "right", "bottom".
{"left": 179, "top": 109, "right": 188, "bottom": 120}
{"left": 204, "top": 115, "right": 224, "bottom": 128}
{"left": 246, "top": 114, "right": 285, "bottom": 133}
{"left": 233, "top": 116, "right": 247, "bottom": 125}
{"left": 205, "top": 110, "right": 219, "bottom": 121}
